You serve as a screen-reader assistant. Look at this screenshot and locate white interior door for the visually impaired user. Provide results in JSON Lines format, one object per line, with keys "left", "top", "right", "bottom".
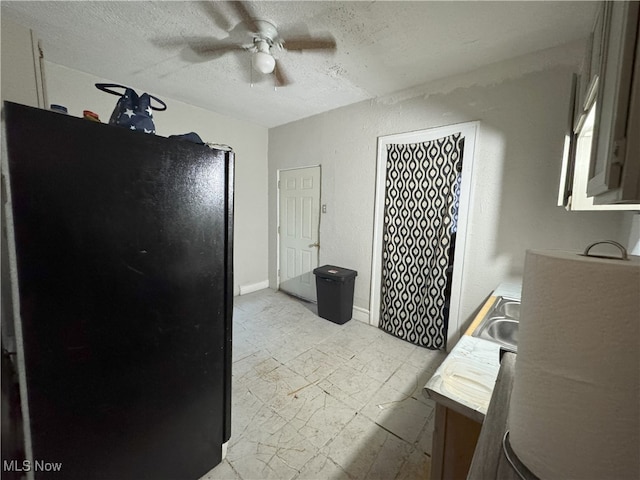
{"left": 278, "top": 166, "right": 321, "bottom": 301}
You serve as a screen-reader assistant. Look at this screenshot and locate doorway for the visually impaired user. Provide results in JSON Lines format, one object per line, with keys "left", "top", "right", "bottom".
{"left": 370, "top": 122, "right": 478, "bottom": 349}
{"left": 277, "top": 166, "right": 321, "bottom": 302}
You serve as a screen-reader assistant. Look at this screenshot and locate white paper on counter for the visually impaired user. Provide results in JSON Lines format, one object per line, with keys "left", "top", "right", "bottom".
{"left": 424, "top": 335, "right": 502, "bottom": 418}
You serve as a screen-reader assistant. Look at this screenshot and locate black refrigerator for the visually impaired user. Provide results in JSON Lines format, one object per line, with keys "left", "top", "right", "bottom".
{"left": 2, "top": 102, "right": 233, "bottom": 479}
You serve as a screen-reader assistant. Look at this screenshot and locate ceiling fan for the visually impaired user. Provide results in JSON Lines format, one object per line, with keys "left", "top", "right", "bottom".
{"left": 157, "top": 1, "right": 337, "bottom": 87}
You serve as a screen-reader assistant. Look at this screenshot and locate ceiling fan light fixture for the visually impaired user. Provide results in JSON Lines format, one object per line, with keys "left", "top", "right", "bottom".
{"left": 252, "top": 51, "right": 276, "bottom": 74}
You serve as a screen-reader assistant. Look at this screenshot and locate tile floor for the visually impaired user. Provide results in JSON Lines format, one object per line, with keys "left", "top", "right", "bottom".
{"left": 201, "top": 289, "right": 447, "bottom": 480}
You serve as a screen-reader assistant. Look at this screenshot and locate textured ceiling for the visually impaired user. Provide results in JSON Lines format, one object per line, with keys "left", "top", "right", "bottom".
{"left": 2, "top": 1, "right": 597, "bottom": 127}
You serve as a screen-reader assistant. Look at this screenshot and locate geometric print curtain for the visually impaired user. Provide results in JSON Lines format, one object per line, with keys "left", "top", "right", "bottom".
{"left": 378, "top": 133, "right": 464, "bottom": 349}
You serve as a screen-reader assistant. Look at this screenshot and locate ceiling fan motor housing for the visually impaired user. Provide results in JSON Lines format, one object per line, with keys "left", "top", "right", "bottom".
{"left": 252, "top": 20, "right": 279, "bottom": 44}
{"left": 251, "top": 20, "right": 278, "bottom": 74}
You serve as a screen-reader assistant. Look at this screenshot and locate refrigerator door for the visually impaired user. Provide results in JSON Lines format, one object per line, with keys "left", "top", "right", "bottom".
{"left": 4, "top": 102, "right": 233, "bottom": 479}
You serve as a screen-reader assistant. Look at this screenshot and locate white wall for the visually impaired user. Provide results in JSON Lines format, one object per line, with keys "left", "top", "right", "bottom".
{"left": 1, "top": 17, "right": 42, "bottom": 107}
{"left": 44, "top": 62, "right": 269, "bottom": 296}
{"left": 268, "top": 41, "right": 628, "bottom": 338}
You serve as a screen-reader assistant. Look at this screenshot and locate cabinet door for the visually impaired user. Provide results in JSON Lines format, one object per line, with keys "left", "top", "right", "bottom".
{"left": 558, "top": 74, "right": 578, "bottom": 208}
{"left": 587, "top": 1, "right": 639, "bottom": 199}
{"left": 562, "top": 1, "right": 640, "bottom": 210}
{"left": 580, "top": 3, "right": 604, "bottom": 116}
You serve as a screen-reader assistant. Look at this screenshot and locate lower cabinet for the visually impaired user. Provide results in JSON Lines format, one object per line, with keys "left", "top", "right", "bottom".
{"left": 430, "top": 404, "right": 482, "bottom": 480}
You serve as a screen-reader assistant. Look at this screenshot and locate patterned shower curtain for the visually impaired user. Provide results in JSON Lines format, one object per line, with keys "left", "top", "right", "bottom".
{"left": 379, "top": 133, "right": 464, "bottom": 349}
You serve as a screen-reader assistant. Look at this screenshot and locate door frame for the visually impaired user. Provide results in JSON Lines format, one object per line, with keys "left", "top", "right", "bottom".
{"left": 369, "top": 122, "right": 478, "bottom": 349}
{"left": 276, "top": 165, "right": 322, "bottom": 295}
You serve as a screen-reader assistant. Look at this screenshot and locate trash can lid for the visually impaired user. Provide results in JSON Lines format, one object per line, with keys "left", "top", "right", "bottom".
{"left": 313, "top": 265, "right": 358, "bottom": 281}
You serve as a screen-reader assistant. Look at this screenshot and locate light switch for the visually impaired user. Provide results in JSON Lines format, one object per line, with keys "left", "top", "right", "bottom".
{"left": 322, "top": 204, "right": 327, "bottom": 213}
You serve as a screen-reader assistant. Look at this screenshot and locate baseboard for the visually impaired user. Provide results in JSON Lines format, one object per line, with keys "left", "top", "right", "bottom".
{"left": 238, "top": 280, "right": 269, "bottom": 296}
{"left": 221, "top": 441, "right": 228, "bottom": 460}
{"left": 352, "top": 305, "right": 370, "bottom": 324}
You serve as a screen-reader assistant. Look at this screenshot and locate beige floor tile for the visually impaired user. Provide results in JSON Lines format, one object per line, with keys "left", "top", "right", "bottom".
{"left": 226, "top": 408, "right": 300, "bottom": 480}
{"left": 200, "top": 460, "right": 242, "bottom": 480}
{"left": 346, "top": 346, "right": 404, "bottom": 383}
{"left": 364, "top": 432, "right": 414, "bottom": 480}
{"left": 286, "top": 347, "right": 345, "bottom": 384}
{"left": 293, "top": 453, "right": 351, "bottom": 480}
{"left": 233, "top": 351, "right": 278, "bottom": 382}
{"left": 416, "top": 409, "right": 437, "bottom": 456}
{"left": 385, "top": 361, "right": 438, "bottom": 407}
{"left": 361, "top": 382, "right": 434, "bottom": 444}
{"left": 395, "top": 447, "right": 432, "bottom": 480}
{"left": 372, "top": 331, "right": 419, "bottom": 362}
{"left": 265, "top": 335, "right": 317, "bottom": 365}
{"left": 321, "top": 414, "right": 387, "bottom": 479}
{"left": 322, "top": 413, "right": 413, "bottom": 480}
{"left": 246, "top": 365, "right": 312, "bottom": 416}
{"left": 229, "top": 385, "right": 265, "bottom": 447}
{"left": 287, "top": 387, "right": 358, "bottom": 449}
{"left": 259, "top": 422, "right": 319, "bottom": 472}
{"left": 406, "top": 344, "right": 447, "bottom": 371}
{"left": 318, "top": 363, "right": 384, "bottom": 411}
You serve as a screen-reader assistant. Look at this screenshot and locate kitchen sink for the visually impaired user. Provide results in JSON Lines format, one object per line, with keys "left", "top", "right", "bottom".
{"left": 496, "top": 301, "right": 520, "bottom": 320}
{"left": 481, "top": 318, "right": 518, "bottom": 346}
{"left": 472, "top": 296, "right": 520, "bottom": 351}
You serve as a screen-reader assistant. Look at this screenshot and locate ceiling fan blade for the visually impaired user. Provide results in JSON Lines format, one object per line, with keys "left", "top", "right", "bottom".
{"left": 196, "top": 1, "right": 234, "bottom": 32}
{"left": 153, "top": 36, "right": 244, "bottom": 63}
{"left": 282, "top": 36, "right": 337, "bottom": 52}
{"left": 273, "top": 62, "right": 292, "bottom": 87}
{"left": 229, "top": 1, "right": 260, "bottom": 33}
{"left": 190, "top": 42, "right": 244, "bottom": 57}
{"left": 151, "top": 36, "right": 215, "bottom": 49}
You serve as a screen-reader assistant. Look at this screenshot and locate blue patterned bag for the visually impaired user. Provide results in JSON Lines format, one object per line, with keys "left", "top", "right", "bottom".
{"left": 95, "top": 83, "right": 166, "bottom": 134}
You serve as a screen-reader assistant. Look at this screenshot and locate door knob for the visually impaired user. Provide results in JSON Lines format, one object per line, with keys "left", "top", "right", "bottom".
{"left": 309, "top": 242, "right": 320, "bottom": 248}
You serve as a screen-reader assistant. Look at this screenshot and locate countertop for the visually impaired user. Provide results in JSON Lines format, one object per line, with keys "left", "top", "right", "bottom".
{"left": 492, "top": 281, "right": 522, "bottom": 300}
{"left": 423, "top": 335, "right": 501, "bottom": 423}
{"left": 422, "top": 282, "right": 521, "bottom": 424}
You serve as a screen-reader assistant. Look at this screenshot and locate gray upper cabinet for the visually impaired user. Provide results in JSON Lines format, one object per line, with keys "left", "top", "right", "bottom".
{"left": 560, "top": 1, "right": 640, "bottom": 211}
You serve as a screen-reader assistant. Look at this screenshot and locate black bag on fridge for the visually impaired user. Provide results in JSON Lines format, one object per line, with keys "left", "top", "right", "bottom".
{"left": 95, "top": 83, "right": 166, "bottom": 134}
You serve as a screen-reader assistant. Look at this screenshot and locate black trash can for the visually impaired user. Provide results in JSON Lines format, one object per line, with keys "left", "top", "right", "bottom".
{"left": 313, "top": 265, "right": 358, "bottom": 324}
